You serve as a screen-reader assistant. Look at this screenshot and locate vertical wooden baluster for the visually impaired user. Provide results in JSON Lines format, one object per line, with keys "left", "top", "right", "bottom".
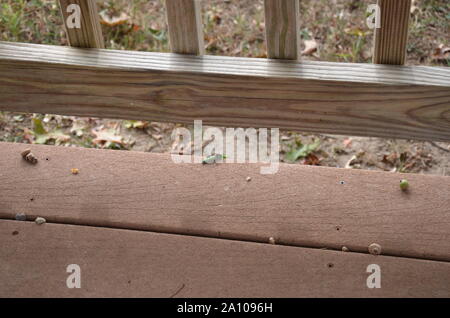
{"left": 373, "top": 0, "right": 411, "bottom": 65}
{"left": 264, "top": 0, "right": 300, "bottom": 60}
{"left": 58, "top": 0, "right": 104, "bottom": 48}
{"left": 165, "top": 0, "right": 204, "bottom": 55}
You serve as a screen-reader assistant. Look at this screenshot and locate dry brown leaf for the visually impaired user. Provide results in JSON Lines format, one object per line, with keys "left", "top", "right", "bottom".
{"left": 303, "top": 153, "right": 321, "bottom": 166}
{"left": 100, "top": 12, "right": 129, "bottom": 27}
{"left": 432, "top": 44, "right": 450, "bottom": 62}
{"left": 343, "top": 138, "right": 352, "bottom": 148}
{"left": 92, "top": 128, "right": 124, "bottom": 146}
{"left": 301, "top": 39, "right": 318, "bottom": 56}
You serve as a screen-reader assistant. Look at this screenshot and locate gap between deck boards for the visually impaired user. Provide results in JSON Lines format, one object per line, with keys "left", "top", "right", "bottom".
{"left": 1, "top": 218, "right": 449, "bottom": 264}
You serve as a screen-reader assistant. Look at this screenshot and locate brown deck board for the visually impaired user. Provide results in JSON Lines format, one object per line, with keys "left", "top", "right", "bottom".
{"left": 1, "top": 220, "right": 449, "bottom": 297}
{"left": 0, "top": 142, "right": 449, "bottom": 261}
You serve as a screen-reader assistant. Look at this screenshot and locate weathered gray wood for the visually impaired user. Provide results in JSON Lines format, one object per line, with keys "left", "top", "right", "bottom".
{"left": 1, "top": 220, "right": 449, "bottom": 297}
{"left": 165, "top": 0, "right": 204, "bottom": 54}
{"left": 0, "top": 41, "right": 449, "bottom": 141}
{"left": 58, "top": 0, "right": 104, "bottom": 49}
{"left": 373, "top": 0, "right": 411, "bottom": 65}
{"left": 0, "top": 142, "right": 449, "bottom": 261}
{"left": 264, "top": 0, "right": 300, "bottom": 59}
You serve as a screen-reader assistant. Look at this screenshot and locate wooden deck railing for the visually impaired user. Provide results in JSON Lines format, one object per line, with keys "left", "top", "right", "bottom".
{"left": 0, "top": 0, "right": 447, "bottom": 141}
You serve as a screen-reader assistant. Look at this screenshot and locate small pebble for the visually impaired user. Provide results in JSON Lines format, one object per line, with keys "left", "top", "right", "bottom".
{"left": 342, "top": 246, "right": 349, "bottom": 252}
{"left": 268, "top": 237, "right": 276, "bottom": 245}
{"left": 399, "top": 179, "right": 409, "bottom": 191}
{"left": 35, "top": 217, "right": 46, "bottom": 225}
{"left": 246, "top": 177, "right": 252, "bottom": 182}
{"left": 15, "top": 213, "right": 27, "bottom": 221}
{"left": 368, "top": 243, "right": 382, "bottom": 255}
{"left": 71, "top": 168, "right": 79, "bottom": 175}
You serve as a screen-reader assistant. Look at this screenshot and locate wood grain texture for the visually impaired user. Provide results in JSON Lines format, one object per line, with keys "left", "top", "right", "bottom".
{"left": 373, "top": 0, "right": 411, "bottom": 65}
{"left": 264, "top": 0, "right": 300, "bottom": 59}
{"left": 58, "top": 0, "right": 104, "bottom": 49}
{"left": 0, "top": 142, "right": 449, "bottom": 262}
{"left": 165, "top": 0, "right": 204, "bottom": 54}
{"left": 1, "top": 220, "right": 449, "bottom": 298}
{"left": 0, "top": 42, "right": 449, "bottom": 141}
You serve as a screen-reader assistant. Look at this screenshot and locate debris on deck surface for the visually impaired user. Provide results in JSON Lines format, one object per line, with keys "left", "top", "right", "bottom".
{"left": 400, "top": 179, "right": 409, "bottom": 191}
{"left": 21, "top": 149, "right": 38, "bottom": 164}
{"left": 71, "top": 168, "right": 79, "bottom": 175}
{"left": 202, "top": 154, "right": 227, "bottom": 165}
{"left": 368, "top": 243, "right": 382, "bottom": 255}
{"left": 35, "top": 217, "right": 46, "bottom": 225}
{"left": 15, "top": 213, "right": 26, "bottom": 221}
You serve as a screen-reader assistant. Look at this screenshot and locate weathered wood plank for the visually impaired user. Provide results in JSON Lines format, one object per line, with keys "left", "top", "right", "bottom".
{"left": 1, "top": 220, "right": 449, "bottom": 297}
{"left": 264, "top": 0, "right": 300, "bottom": 59}
{"left": 0, "top": 42, "right": 449, "bottom": 141}
{"left": 58, "top": 0, "right": 104, "bottom": 49}
{"left": 0, "top": 142, "right": 449, "bottom": 261}
{"left": 373, "top": 0, "right": 411, "bottom": 65}
{"left": 165, "top": 0, "right": 204, "bottom": 54}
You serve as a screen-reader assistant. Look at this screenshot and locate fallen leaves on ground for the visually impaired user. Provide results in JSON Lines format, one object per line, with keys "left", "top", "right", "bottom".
{"left": 303, "top": 153, "right": 321, "bottom": 166}
{"left": 92, "top": 128, "right": 125, "bottom": 149}
{"left": 301, "top": 39, "right": 318, "bottom": 56}
{"left": 124, "top": 120, "right": 148, "bottom": 129}
{"left": 432, "top": 44, "right": 450, "bottom": 63}
{"left": 32, "top": 118, "right": 70, "bottom": 145}
{"left": 99, "top": 11, "right": 129, "bottom": 27}
{"left": 285, "top": 140, "right": 321, "bottom": 163}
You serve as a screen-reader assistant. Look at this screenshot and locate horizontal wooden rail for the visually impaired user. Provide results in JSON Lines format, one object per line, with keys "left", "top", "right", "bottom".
{"left": 1, "top": 143, "right": 449, "bottom": 262}
{"left": 1, "top": 220, "right": 449, "bottom": 297}
{"left": 0, "top": 42, "right": 449, "bottom": 141}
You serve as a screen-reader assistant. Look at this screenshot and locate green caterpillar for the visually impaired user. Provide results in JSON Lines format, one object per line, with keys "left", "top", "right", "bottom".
{"left": 202, "top": 154, "right": 227, "bottom": 164}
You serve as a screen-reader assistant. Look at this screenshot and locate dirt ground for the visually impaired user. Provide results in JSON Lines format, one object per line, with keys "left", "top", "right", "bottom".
{"left": 0, "top": 0, "right": 449, "bottom": 175}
